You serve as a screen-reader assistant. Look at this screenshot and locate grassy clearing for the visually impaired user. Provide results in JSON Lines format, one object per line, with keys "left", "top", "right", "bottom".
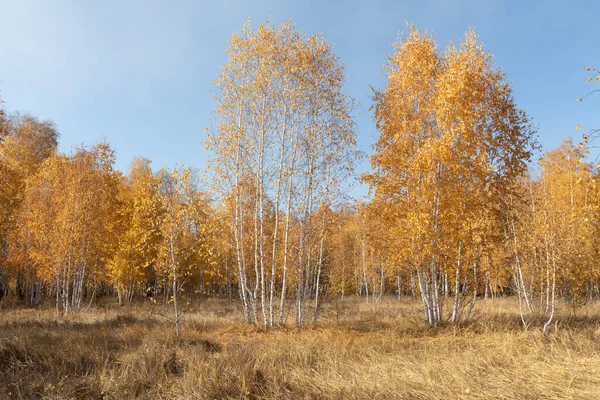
{"left": 0, "top": 297, "right": 599, "bottom": 399}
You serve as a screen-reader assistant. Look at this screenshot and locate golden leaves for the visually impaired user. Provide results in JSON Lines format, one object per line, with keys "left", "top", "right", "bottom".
{"left": 533, "top": 138, "right": 597, "bottom": 303}
{"left": 15, "top": 141, "right": 121, "bottom": 285}
{"left": 366, "top": 24, "right": 537, "bottom": 312}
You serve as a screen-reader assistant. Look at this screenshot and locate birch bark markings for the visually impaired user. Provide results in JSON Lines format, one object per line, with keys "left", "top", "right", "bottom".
{"left": 206, "top": 20, "right": 356, "bottom": 327}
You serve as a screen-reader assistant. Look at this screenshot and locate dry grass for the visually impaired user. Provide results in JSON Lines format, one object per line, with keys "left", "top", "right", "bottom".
{"left": 1, "top": 297, "right": 599, "bottom": 399}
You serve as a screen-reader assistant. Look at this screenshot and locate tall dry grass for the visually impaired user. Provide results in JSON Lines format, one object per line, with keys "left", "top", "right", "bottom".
{"left": 0, "top": 296, "right": 599, "bottom": 399}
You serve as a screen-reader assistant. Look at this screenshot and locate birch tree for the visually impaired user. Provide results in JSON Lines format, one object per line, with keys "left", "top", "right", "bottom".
{"left": 207, "top": 19, "right": 356, "bottom": 328}
{"left": 364, "top": 25, "right": 537, "bottom": 326}
{"left": 155, "top": 167, "right": 207, "bottom": 341}
{"left": 108, "top": 158, "right": 161, "bottom": 304}
{"left": 0, "top": 114, "right": 59, "bottom": 302}
{"left": 512, "top": 140, "right": 597, "bottom": 332}
{"left": 15, "top": 142, "right": 119, "bottom": 315}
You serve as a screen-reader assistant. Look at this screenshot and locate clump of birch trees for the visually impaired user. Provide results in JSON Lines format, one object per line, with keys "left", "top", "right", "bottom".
{"left": 206, "top": 20, "right": 357, "bottom": 327}
{"left": 0, "top": 21, "right": 599, "bottom": 335}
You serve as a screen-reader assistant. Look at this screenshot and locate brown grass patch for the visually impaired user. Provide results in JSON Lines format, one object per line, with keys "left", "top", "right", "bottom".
{"left": 0, "top": 297, "right": 598, "bottom": 399}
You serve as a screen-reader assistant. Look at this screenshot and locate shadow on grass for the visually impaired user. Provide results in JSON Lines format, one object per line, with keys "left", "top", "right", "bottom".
{"left": 0, "top": 313, "right": 154, "bottom": 331}
{"left": 0, "top": 315, "right": 167, "bottom": 399}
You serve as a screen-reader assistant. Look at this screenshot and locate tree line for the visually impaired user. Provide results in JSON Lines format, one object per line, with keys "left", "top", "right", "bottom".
{"left": 0, "top": 21, "right": 597, "bottom": 334}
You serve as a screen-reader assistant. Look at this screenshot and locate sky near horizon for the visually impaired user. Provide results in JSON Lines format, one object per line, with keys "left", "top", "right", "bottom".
{"left": 0, "top": 0, "right": 599, "bottom": 198}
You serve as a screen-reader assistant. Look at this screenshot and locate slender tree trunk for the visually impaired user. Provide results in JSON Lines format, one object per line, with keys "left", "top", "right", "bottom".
{"left": 313, "top": 217, "right": 327, "bottom": 327}
{"left": 444, "top": 271, "right": 449, "bottom": 300}
{"left": 257, "top": 122, "right": 267, "bottom": 327}
{"left": 417, "top": 266, "right": 434, "bottom": 325}
{"left": 451, "top": 240, "right": 463, "bottom": 323}
{"left": 464, "top": 245, "right": 479, "bottom": 323}
{"left": 169, "top": 238, "right": 181, "bottom": 342}
{"left": 268, "top": 111, "right": 287, "bottom": 327}
{"left": 379, "top": 265, "right": 384, "bottom": 303}
{"left": 233, "top": 133, "right": 252, "bottom": 324}
{"left": 544, "top": 239, "right": 551, "bottom": 315}
{"left": 278, "top": 124, "right": 297, "bottom": 326}
{"left": 511, "top": 216, "right": 534, "bottom": 313}
{"left": 361, "top": 234, "right": 369, "bottom": 302}
{"left": 543, "top": 244, "right": 557, "bottom": 334}
{"left": 313, "top": 155, "right": 334, "bottom": 326}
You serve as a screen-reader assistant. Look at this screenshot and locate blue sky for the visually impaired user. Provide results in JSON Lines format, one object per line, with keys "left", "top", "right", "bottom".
{"left": 1, "top": 0, "right": 599, "bottom": 198}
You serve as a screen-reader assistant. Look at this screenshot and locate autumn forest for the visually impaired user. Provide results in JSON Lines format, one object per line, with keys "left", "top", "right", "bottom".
{"left": 1, "top": 20, "right": 599, "bottom": 399}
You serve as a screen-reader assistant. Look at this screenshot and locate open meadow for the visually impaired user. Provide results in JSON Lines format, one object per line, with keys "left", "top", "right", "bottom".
{"left": 1, "top": 297, "right": 599, "bottom": 399}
